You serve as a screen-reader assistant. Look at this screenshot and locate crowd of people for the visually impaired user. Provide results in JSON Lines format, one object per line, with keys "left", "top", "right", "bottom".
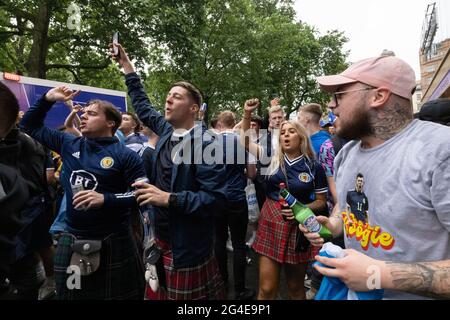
{"left": 1, "top": 42, "right": 449, "bottom": 300}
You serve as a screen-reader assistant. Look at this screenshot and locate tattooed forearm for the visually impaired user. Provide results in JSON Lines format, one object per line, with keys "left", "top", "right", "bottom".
{"left": 386, "top": 261, "right": 450, "bottom": 299}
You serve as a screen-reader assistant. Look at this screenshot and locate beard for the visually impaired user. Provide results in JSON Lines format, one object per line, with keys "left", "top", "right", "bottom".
{"left": 335, "top": 107, "right": 373, "bottom": 140}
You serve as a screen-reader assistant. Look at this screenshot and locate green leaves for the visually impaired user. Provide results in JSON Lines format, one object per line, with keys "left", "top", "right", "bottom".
{"left": 0, "top": 0, "right": 348, "bottom": 119}
{"left": 143, "top": 0, "right": 349, "bottom": 120}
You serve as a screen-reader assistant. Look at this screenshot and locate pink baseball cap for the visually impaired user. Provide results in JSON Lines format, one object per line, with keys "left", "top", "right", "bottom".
{"left": 316, "top": 56, "right": 417, "bottom": 100}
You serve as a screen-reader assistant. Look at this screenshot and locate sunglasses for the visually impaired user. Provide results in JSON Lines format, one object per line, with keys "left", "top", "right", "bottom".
{"left": 332, "top": 87, "right": 374, "bottom": 107}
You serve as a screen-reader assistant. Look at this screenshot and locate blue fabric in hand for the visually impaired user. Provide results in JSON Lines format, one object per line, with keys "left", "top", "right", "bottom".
{"left": 314, "top": 243, "right": 384, "bottom": 300}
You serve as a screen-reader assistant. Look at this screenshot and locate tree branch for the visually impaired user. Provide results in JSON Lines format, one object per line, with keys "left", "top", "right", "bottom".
{"left": 4, "top": 45, "right": 19, "bottom": 66}
{"left": 46, "top": 62, "right": 110, "bottom": 70}
{"left": 48, "top": 33, "right": 80, "bottom": 44}
{"left": 0, "top": 4, "right": 36, "bottom": 23}
{"left": 0, "top": 31, "right": 23, "bottom": 36}
{"left": 0, "top": 22, "right": 27, "bottom": 31}
{"left": 55, "top": 66, "right": 84, "bottom": 85}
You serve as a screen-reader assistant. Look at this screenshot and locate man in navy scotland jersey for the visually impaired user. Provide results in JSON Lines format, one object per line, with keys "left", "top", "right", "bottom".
{"left": 215, "top": 111, "right": 256, "bottom": 300}
{"left": 20, "top": 86, "right": 146, "bottom": 300}
{"left": 119, "top": 112, "right": 147, "bottom": 153}
{"left": 346, "top": 173, "right": 369, "bottom": 223}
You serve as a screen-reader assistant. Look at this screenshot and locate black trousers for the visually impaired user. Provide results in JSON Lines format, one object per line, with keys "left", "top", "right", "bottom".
{"left": 253, "top": 177, "right": 267, "bottom": 211}
{"left": 214, "top": 201, "right": 248, "bottom": 293}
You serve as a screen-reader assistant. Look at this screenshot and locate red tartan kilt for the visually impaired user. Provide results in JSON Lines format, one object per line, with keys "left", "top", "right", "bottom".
{"left": 145, "top": 240, "right": 226, "bottom": 300}
{"left": 252, "top": 198, "right": 319, "bottom": 264}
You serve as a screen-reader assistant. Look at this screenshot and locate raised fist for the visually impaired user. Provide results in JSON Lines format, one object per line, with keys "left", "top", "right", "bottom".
{"left": 244, "top": 98, "right": 260, "bottom": 113}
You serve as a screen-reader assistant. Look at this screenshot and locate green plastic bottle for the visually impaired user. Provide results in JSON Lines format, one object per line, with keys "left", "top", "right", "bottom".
{"left": 279, "top": 183, "right": 332, "bottom": 240}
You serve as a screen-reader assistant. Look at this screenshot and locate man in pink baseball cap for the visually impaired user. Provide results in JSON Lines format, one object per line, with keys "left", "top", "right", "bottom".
{"left": 317, "top": 55, "right": 417, "bottom": 100}
{"left": 315, "top": 55, "right": 417, "bottom": 142}
{"left": 298, "top": 55, "right": 450, "bottom": 300}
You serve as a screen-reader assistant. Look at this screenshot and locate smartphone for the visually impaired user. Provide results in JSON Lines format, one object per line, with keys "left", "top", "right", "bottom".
{"left": 112, "top": 32, "right": 120, "bottom": 58}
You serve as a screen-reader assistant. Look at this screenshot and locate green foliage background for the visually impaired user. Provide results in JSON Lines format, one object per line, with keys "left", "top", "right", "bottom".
{"left": 0, "top": 0, "right": 349, "bottom": 119}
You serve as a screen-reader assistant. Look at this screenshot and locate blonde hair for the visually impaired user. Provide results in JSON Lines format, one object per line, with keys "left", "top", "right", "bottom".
{"left": 267, "top": 120, "right": 315, "bottom": 176}
{"left": 268, "top": 105, "right": 284, "bottom": 116}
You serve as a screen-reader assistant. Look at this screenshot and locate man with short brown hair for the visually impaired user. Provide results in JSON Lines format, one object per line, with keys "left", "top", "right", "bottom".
{"left": 297, "top": 103, "right": 331, "bottom": 155}
{"left": 113, "top": 43, "right": 227, "bottom": 300}
{"left": 20, "top": 86, "right": 146, "bottom": 300}
{"left": 120, "top": 112, "right": 147, "bottom": 153}
{"left": 216, "top": 111, "right": 236, "bottom": 130}
{"left": 215, "top": 110, "right": 256, "bottom": 300}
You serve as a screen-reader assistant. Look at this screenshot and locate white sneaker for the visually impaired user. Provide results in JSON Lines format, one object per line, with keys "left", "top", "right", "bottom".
{"left": 38, "top": 277, "right": 56, "bottom": 300}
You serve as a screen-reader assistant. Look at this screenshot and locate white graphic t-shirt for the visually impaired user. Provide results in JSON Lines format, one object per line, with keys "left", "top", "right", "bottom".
{"left": 334, "top": 120, "right": 450, "bottom": 300}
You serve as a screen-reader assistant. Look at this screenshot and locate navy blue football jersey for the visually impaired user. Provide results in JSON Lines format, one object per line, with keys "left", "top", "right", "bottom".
{"left": 346, "top": 190, "right": 369, "bottom": 222}
{"left": 220, "top": 131, "right": 247, "bottom": 203}
{"left": 21, "top": 98, "right": 146, "bottom": 238}
{"left": 266, "top": 155, "right": 328, "bottom": 204}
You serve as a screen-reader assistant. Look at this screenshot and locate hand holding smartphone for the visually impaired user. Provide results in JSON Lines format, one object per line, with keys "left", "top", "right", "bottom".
{"left": 112, "top": 32, "right": 120, "bottom": 58}
{"left": 109, "top": 31, "right": 136, "bottom": 74}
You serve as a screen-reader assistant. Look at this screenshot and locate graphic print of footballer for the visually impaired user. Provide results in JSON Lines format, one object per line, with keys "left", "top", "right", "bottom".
{"left": 346, "top": 173, "right": 369, "bottom": 223}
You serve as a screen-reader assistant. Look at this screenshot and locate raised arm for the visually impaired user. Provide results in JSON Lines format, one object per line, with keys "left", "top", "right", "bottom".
{"left": 110, "top": 43, "right": 172, "bottom": 136}
{"left": 20, "top": 86, "right": 80, "bottom": 153}
{"left": 64, "top": 100, "right": 81, "bottom": 127}
{"left": 64, "top": 104, "right": 82, "bottom": 137}
{"left": 240, "top": 99, "right": 262, "bottom": 159}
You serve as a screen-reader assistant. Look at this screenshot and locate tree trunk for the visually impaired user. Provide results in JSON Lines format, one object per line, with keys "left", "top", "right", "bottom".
{"left": 25, "top": 1, "right": 51, "bottom": 78}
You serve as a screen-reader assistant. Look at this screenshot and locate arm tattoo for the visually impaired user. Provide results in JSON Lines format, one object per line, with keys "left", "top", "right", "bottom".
{"left": 386, "top": 261, "right": 450, "bottom": 299}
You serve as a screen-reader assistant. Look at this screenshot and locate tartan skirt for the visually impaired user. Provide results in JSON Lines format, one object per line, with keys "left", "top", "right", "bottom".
{"left": 54, "top": 229, "right": 145, "bottom": 300}
{"left": 145, "top": 240, "right": 226, "bottom": 300}
{"left": 252, "top": 198, "right": 319, "bottom": 264}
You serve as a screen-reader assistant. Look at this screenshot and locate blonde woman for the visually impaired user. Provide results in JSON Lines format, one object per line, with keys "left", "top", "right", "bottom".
{"left": 241, "top": 99, "right": 328, "bottom": 300}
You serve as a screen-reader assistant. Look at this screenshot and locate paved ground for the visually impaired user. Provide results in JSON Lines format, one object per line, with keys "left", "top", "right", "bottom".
{"left": 225, "top": 247, "right": 290, "bottom": 300}
{"left": 223, "top": 223, "right": 318, "bottom": 300}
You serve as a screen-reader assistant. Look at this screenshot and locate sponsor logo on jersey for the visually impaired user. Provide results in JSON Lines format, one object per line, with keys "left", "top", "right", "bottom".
{"left": 72, "top": 151, "right": 80, "bottom": 159}
{"left": 69, "top": 170, "right": 98, "bottom": 191}
{"left": 100, "top": 157, "right": 114, "bottom": 169}
{"left": 298, "top": 173, "right": 311, "bottom": 183}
